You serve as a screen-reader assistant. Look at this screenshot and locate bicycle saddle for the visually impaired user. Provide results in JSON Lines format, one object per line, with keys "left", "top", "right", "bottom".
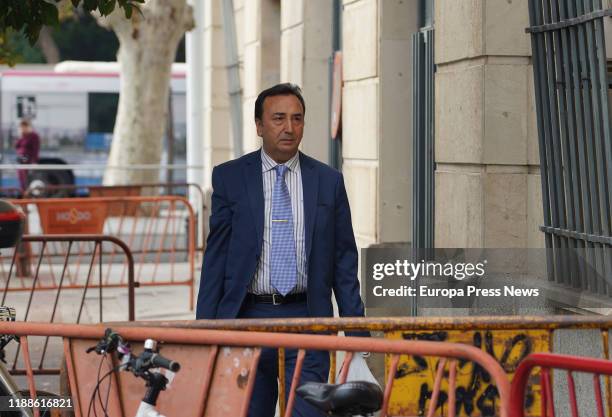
{"left": 296, "top": 381, "right": 383, "bottom": 416}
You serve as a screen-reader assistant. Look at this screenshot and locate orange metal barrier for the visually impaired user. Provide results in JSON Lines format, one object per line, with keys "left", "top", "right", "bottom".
{"left": 510, "top": 353, "right": 612, "bottom": 417}
{"left": 0, "top": 235, "right": 135, "bottom": 375}
{"left": 10, "top": 195, "right": 197, "bottom": 308}
{"left": 1, "top": 235, "right": 135, "bottom": 320}
{"left": 0, "top": 321, "right": 511, "bottom": 417}
{"left": 22, "top": 182, "right": 208, "bottom": 251}
{"left": 121, "top": 315, "right": 612, "bottom": 416}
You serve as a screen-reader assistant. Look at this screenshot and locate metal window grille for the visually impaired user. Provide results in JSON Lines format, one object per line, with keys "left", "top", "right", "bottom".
{"left": 527, "top": 0, "right": 612, "bottom": 294}
{"left": 412, "top": 27, "right": 435, "bottom": 250}
{"left": 329, "top": 0, "right": 343, "bottom": 171}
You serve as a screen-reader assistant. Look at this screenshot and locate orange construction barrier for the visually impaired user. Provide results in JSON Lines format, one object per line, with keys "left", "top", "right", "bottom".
{"left": 10, "top": 195, "right": 197, "bottom": 309}
{"left": 125, "top": 315, "right": 589, "bottom": 416}
{"left": 1, "top": 235, "right": 135, "bottom": 319}
{"left": 0, "top": 321, "right": 511, "bottom": 417}
{"left": 0, "top": 235, "right": 135, "bottom": 376}
{"left": 510, "top": 352, "right": 612, "bottom": 417}
{"left": 23, "top": 182, "right": 207, "bottom": 251}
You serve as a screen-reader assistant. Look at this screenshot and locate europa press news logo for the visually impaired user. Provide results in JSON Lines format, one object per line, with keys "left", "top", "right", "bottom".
{"left": 55, "top": 207, "right": 93, "bottom": 224}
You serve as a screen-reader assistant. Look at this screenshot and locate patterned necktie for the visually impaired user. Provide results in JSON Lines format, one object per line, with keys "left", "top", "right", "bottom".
{"left": 270, "top": 164, "right": 297, "bottom": 295}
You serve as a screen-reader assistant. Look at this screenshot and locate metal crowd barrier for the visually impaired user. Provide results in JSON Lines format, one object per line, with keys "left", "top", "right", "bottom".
{"left": 22, "top": 182, "right": 207, "bottom": 251}
{"left": 510, "top": 352, "right": 612, "bottom": 417}
{"left": 10, "top": 195, "right": 197, "bottom": 309}
{"left": 5, "top": 316, "right": 612, "bottom": 416}
{"left": 0, "top": 321, "right": 511, "bottom": 417}
{"left": 0, "top": 235, "right": 135, "bottom": 376}
{"left": 123, "top": 315, "right": 612, "bottom": 417}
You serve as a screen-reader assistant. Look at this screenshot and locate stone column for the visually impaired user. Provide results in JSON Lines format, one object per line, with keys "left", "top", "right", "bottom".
{"left": 186, "top": 0, "right": 205, "bottom": 201}
{"left": 202, "top": 0, "right": 233, "bottom": 190}
{"left": 242, "top": 0, "right": 281, "bottom": 153}
{"left": 280, "top": 0, "right": 333, "bottom": 163}
{"left": 341, "top": 0, "right": 418, "bottom": 249}
{"left": 434, "top": 0, "right": 543, "bottom": 249}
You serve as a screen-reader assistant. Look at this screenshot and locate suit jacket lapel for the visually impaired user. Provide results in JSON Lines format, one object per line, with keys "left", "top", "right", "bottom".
{"left": 300, "top": 152, "right": 318, "bottom": 261}
{"left": 244, "top": 152, "right": 264, "bottom": 255}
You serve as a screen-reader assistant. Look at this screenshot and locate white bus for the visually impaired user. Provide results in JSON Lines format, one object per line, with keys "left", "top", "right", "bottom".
{"left": 0, "top": 61, "right": 187, "bottom": 190}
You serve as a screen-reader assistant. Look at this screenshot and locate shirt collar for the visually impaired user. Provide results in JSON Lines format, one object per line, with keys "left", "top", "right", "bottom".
{"left": 261, "top": 148, "right": 299, "bottom": 173}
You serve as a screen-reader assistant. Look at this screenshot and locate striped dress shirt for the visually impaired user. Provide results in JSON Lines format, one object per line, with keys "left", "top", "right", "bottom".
{"left": 249, "top": 148, "right": 307, "bottom": 295}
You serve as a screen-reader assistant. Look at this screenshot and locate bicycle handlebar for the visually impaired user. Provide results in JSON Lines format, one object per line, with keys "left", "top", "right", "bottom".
{"left": 148, "top": 352, "right": 180, "bottom": 373}
{"left": 88, "top": 329, "right": 181, "bottom": 375}
{"left": 132, "top": 350, "right": 180, "bottom": 374}
{"left": 87, "top": 329, "right": 181, "bottom": 411}
{"left": 86, "top": 328, "right": 127, "bottom": 355}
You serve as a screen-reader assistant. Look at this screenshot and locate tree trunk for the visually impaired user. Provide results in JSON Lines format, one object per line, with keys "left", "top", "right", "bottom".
{"left": 37, "top": 26, "right": 60, "bottom": 64}
{"left": 98, "top": 0, "right": 194, "bottom": 185}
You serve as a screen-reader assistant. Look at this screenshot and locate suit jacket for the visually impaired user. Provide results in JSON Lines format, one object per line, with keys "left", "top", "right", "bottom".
{"left": 196, "top": 150, "right": 367, "bottom": 333}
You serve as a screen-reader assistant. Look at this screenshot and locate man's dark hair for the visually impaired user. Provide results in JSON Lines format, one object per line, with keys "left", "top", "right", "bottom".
{"left": 254, "top": 83, "right": 305, "bottom": 121}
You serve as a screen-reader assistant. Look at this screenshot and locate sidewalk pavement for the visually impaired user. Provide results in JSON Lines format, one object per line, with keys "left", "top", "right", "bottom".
{"left": 3, "top": 264, "right": 200, "bottom": 396}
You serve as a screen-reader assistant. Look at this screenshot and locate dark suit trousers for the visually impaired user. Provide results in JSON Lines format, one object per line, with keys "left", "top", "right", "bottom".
{"left": 238, "top": 300, "right": 330, "bottom": 417}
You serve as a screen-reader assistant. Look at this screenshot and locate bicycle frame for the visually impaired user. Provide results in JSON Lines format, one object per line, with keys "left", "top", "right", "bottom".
{"left": 135, "top": 402, "right": 166, "bottom": 417}
{"left": 0, "top": 360, "right": 34, "bottom": 417}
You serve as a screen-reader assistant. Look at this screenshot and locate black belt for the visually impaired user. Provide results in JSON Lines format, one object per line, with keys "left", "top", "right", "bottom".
{"left": 246, "top": 292, "right": 307, "bottom": 305}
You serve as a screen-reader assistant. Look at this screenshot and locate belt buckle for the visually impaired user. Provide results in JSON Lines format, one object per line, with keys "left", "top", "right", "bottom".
{"left": 272, "top": 293, "right": 283, "bottom": 305}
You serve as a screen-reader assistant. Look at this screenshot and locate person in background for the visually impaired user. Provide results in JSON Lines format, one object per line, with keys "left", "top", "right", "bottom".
{"left": 15, "top": 119, "right": 40, "bottom": 192}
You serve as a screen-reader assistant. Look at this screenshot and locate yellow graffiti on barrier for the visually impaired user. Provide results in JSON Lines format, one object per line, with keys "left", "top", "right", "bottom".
{"left": 385, "top": 329, "right": 550, "bottom": 416}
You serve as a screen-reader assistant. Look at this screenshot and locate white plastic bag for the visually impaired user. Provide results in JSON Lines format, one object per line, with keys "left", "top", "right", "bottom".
{"left": 337, "top": 352, "right": 381, "bottom": 387}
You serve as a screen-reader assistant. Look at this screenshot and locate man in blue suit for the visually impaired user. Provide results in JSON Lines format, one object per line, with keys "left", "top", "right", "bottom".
{"left": 196, "top": 83, "right": 367, "bottom": 417}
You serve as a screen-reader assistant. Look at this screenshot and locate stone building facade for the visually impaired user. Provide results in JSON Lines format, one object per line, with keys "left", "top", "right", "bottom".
{"left": 191, "top": 0, "right": 611, "bottom": 252}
